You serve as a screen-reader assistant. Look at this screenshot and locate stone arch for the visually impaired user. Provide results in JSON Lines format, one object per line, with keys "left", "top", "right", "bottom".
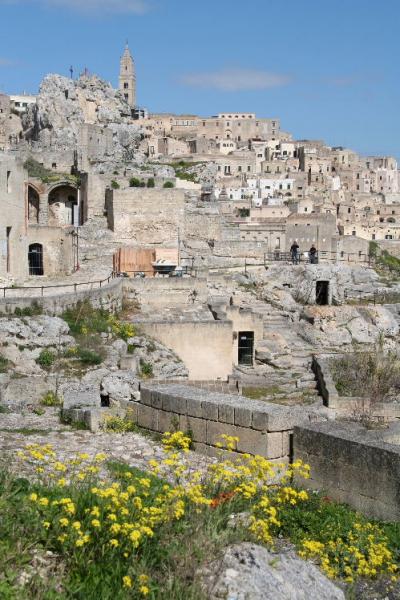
{"left": 387, "top": 217, "right": 396, "bottom": 223}
{"left": 28, "top": 184, "right": 40, "bottom": 223}
{"left": 48, "top": 182, "right": 77, "bottom": 226}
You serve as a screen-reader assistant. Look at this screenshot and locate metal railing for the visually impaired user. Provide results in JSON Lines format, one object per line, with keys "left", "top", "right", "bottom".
{"left": 344, "top": 289, "right": 400, "bottom": 306}
{"left": 118, "top": 266, "right": 195, "bottom": 278}
{"left": 0, "top": 271, "right": 117, "bottom": 299}
{"left": 264, "top": 251, "right": 375, "bottom": 265}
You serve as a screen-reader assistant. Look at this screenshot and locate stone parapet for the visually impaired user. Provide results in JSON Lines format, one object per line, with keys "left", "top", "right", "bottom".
{"left": 294, "top": 422, "right": 400, "bottom": 521}
{"left": 133, "top": 384, "right": 326, "bottom": 460}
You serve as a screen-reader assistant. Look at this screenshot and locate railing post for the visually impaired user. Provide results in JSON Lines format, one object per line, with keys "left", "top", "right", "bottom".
{"left": 41, "top": 287, "right": 44, "bottom": 297}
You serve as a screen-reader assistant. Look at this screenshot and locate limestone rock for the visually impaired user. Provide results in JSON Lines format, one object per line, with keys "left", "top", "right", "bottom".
{"left": 201, "top": 542, "right": 345, "bottom": 600}
{"left": 22, "top": 73, "right": 143, "bottom": 161}
{"left": 101, "top": 370, "right": 140, "bottom": 403}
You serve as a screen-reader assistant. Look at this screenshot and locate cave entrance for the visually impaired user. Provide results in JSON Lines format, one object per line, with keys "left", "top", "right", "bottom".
{"left": 316, "top": 280, "right": 329, "bottom": 306}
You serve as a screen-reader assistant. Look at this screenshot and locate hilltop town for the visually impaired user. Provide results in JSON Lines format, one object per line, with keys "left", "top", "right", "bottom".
{"left": 1, "top": 46, "right": 400, "bottom": 599}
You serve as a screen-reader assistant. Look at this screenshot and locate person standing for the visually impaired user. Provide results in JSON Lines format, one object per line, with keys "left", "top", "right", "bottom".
{"left": 290, "top": 241, "right": 300, "bottom": 264}
{"left": 309, "top": 244, "right": 318, "bottom": 264}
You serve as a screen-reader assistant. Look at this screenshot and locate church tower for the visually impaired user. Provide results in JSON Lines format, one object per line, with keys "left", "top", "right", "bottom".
{"left": 119, "top": 43, "right": 136, "bottom": 108}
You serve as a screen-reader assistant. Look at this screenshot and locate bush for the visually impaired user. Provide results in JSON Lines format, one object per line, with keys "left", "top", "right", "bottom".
{"left": 330, "top": 349, "right": 400, "bottom": 403}
{"left": 36, "top": 349, "right": 56, "bottom": 368}
{"left": 103, "top": 415, "right": 138, "bottom": 433}
{"left": 111, "top": 180, "right": 120, "bottom": 190}
{"left": 129, "top": 177, "right": 141, "bottom": 187}
{"left": 76, "top": 347, "right": 102, "bottom": 366}
{"left": 62, "top": 301, "right": 110, "bottom": 336}
{"left": 14, "top": 302, "right": 43, "bottom": 317}
{"left": 0, "top": 355, "right": 9, "bottom": 373}
{"left": 163, "top": 181, "right": 174, "bottom": 188}
{"left": 40, "top": 391, "right": 62, "bottom": 406}
{"left": 146, "top": 178, "right": 155, "bottom": 188}
{"left": 139, "top": 359, "right": 153, "bottom": 378}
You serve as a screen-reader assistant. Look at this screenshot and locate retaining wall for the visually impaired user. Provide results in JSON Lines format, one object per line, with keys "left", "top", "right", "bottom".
{"left": 130, "top": 384, "right": 326, "bottom": 462}
{"left": 294, "top": 422, "right": 400, "bottom": 521}
{"left": 313, "top": 354, "right": 400, "bottom": 419}
{"left": 0, "top": 278, "right": 123, "bottom": 315}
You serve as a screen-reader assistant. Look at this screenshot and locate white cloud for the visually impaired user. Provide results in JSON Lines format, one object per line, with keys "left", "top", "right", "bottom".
{"left": 0, "top": 57, "right": 15, "bottom": 66}
{"left": 180, "top": 68, "right": 291, "bottom": 92}
{"left": 0, "top": 0, "right": 151, "bottom": 13}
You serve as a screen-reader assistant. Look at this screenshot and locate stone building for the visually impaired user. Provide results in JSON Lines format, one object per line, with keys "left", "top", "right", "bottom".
{"left": 0, "top": 156, "right": 28, "bottom": 279}
{"left": 119, "top": 44, "right": 136, "bottom": 108}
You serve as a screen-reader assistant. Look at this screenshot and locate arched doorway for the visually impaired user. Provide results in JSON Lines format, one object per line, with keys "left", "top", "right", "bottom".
{"left": 28, "top": 185, "right": 40, "bottom": 223}
{"left": 48, "top": 184, "right": 77, "bottom": 226}
{"left": 28, "top": 243, "right": 44, "bottom": 275}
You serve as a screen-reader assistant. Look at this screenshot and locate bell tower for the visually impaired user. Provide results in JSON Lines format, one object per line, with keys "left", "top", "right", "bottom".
{"left": 119, "top": 43, "right": 136, "bottom": 108}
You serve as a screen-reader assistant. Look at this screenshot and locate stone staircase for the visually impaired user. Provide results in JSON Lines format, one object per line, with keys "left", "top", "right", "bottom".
{"left": 232, "top": 294, "right": 320, "bottom": 404}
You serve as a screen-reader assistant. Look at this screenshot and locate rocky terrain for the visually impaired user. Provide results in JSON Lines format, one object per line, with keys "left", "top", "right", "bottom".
{"left": 21, "top": 74, "right": 144, "bottom": 163}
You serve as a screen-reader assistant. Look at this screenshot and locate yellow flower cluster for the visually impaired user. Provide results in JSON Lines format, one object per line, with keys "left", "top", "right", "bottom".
{"left": 19, "top": 433, "right": 399, "bottom": 592}
{"left": 18, "top": 444, "right": 105, "bottom": 486}
{"left": 107, "top": 315, "right": 136, "bottom": 341}
{"left": 299, "top": 522, "right": 398, "bottom": 582}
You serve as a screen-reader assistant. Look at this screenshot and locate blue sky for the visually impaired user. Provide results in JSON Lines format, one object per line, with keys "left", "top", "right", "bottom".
{"left": 0, "top": 0, "right": 399, "bottom": 158}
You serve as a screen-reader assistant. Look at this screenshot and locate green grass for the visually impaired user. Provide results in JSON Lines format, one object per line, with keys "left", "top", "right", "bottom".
{"left": 40, "top": 391, "right": 62, "bottom": 407}
{"left": 242, "top": 386, "right": 282, "bottom": 399}
{"left": 0, "top": 355, "right": 9, "bottom": 373}
{"left": 139, "top": 359, "right": 153, "bottom": 378}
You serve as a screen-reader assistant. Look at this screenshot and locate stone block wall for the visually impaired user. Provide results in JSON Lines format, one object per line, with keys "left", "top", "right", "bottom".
{"left": 0, "top": 278, "right": 122, "bottom": 315}
{"left": 294, "top": 422, "right": 400, "bottom": 521}
{"left": 133, "top": 384, "right": 325, "bottom": 462}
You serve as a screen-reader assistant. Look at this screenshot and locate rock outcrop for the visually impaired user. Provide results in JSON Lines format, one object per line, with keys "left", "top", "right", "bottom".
{"left": 22, "top": 74, "right": 143, "bottom": 162}
{"left": 201, "top": 542, "right": 345, "bottom": 600}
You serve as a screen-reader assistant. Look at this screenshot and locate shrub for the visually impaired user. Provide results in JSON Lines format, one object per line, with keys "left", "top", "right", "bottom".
{"left": 36, "top": 349, "right": 56, "bottom": 368}
{"left": 62, "top": 301, "right": 110, "bottom": 336}
{"left": 40, "top": 391, "right": 62, "bottom": 406}
{"left": 146, "top": 178, "right": 155, "bottom": 188}
{"left": 330, "top": 349, "right": 400, "bottom": 403}
{"left": 14, "top": 302, "right": 43, "bottom": 317}
{"left": 102, "top": 415, "right": 138, "bottom": 433}
{"left": 163, "top": 181, "right": 174, "bottom": 188}
{"left": 0, "top": 355, "right": 9, "bottom": 373}
{"left": 111, "top": 180, "right": 120, "bottom": 189}
{"left": 139, "top": 359, "right": 153, "bottom": 378}
{"left": 129, "top": 177, "right": 141, "bottom": 187}
{"left": 76, "top": 347, "right": 102, "bottom": 366}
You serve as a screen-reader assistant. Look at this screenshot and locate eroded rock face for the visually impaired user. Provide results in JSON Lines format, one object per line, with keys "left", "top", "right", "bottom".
{"left": 201, "top": 542, "right": 345, "bottom": 600}
{"left": 22, "top": 74, "right": 143, "bottom": 161}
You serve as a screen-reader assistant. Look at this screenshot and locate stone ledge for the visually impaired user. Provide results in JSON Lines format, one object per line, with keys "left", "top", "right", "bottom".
{"left": 293, "top": 421, "right": 400, "bottom": 521}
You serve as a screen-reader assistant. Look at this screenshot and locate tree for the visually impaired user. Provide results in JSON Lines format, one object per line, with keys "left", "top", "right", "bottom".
{"left": 129, "top": 177, "right": 141, "bottom": 187}
{"left": 147, "top": 178, "right": 155, "bottom": 188}
{"left": 163, "top": 181, "right": 174, "bottom": 188}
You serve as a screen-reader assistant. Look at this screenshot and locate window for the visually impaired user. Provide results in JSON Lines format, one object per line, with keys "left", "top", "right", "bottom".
{"left": 247, "top": 166, "right": 251, "bottom": 172}
{"left": 6, "top": 171, "right": 11, "bottom": 193}
{"left": 238, "top": 166, "right": 242, "bottom": 172}
{"left": 124, "top": 83, "right": 129, "bottom": 89}
{"left": 348, "top": 207, "right": 351, "bottom": 214}
{"left": 352, "top": 231, "right": 356, "bottom": 236}
{"left": 372, "top": 234, "right": 376, "bottom": 240}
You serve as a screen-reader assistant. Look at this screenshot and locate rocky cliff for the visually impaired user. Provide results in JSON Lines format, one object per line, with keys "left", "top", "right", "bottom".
{"left": 22, "top": 73, "right": 143, "bottom": 163}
